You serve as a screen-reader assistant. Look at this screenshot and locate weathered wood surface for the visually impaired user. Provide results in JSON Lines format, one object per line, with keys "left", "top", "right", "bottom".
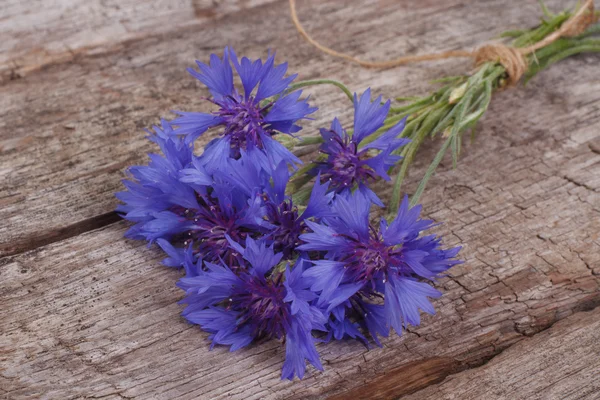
{"left": 402, "top": 308, "right": 600, "bottom": 400}
{"left": 1, "top": 0, "right": 599, "bottom": 399}
{"left": 0, "top": 0, "right": 277, "bottom": 82}
{"left": 0, "top": 0, "right": 569, "bottom": 255}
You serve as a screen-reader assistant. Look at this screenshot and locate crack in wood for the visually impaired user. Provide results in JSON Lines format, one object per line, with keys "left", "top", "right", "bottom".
{"left": 327, "top": 357, "right": 460, "bottom": 400}
{"left": 563, "top": 175, "right": 597, "bottom": 192}
{"left": 0, "top": 211, "right": 121, "bottom": 258}
{"left": 328, "top": 295, "right": 600, "bottom": 399}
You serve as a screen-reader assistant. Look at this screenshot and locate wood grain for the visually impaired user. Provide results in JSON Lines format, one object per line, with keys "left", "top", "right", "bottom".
{"left": 1, "top": 0, "right": 600, "bottom": 399}
{"left": 0, "top": 0, "right": 556, "bottom": 254}
{"left": 402, "top": 307, "right": 600, "bottom": 400}
{"left": 0, "top": 0, "right": 277, "bottom": 82}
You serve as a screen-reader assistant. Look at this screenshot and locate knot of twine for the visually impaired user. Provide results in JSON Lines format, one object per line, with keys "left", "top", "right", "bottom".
{"left": 473, "top": 44, "right": 528, "bottom": 86}
{"left": 290, "top": 0, "right": 597, "bottom": 86}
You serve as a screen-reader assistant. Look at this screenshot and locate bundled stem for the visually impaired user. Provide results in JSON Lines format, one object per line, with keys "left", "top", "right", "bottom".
{"left": 291, "top": 3, "right": 600, "bottom": 214}
{"left": 385, "top": 9, "right": 600, "bottom": 212}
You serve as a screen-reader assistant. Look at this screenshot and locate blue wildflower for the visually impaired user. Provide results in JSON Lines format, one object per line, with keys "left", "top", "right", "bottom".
{"left": 323, "top": 304, "right": 367, "bottom": 344}
{"left": 298, "top": 192, "right": 461, "bottom": 342}
{"left": 171, "top": 47, "right": 316, "bottom": 168}
{"left": 178, "top": 237, "right": 326, "bottom": 380}
{"left": 177, "top": 180, "right": 267, "bottom": 266}
{"left": 312, "top": 89, "right": 409, "bottom": 206}
{"left": 259, "top": 165, "right": 334, "bottom": 258}
{"left": 215, "top": 149, "right": 333, "bottom": 259}
{"left": 117, "top": 122, "right": 268, "bottom": 265}
{"left": 116, "top": 120, "right": 201, "bottom": 242}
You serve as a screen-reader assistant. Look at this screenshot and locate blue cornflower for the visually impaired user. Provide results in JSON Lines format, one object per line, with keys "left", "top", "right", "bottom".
{"left": 171, "top": 47, "right": 316, "bottom": 168}
{"left": 298, "top": 192, "right": 461, "bottom": 343}
{"left": 258, "top": 164, "right": 333, "bottom": 258}
{"left": 177, "top": 237, "right": 326, "bottom": 380}
{"left": 217, "top": 149, "right": 334, "bottom": 258}
{"left": 312, "top": 89, "right": 409, "bottom": 206}
{"left": 174, "top": 180, "right": 266, "bottom": 266}
{"left": 117, "top": 122, "right": 268, "bottom": 265}
{"left": 116, "top": 120, "right": 201, "bottom": 242}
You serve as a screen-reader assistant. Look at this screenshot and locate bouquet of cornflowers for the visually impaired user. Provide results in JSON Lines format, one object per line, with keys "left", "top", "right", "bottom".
{"left": 116, "top": 48, "right": 461, "bottom": 380}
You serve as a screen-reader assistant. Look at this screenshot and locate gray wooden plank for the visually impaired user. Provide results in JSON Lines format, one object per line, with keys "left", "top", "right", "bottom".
{"left": 1, "top": 0, "right": 600, "bottom": 398}
{"left": 0, "top": 0, "right": 576, "bottom": 255}
{"left": 0, "top": 0, "right": 277, "bottom": 82}
{"left": 402, "top": 307, "right": 600, "bottom": 400}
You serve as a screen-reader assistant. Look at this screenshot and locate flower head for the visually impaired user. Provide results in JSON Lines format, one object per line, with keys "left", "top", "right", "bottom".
{"left": 175, "top": 180, "right": 266, "bottom": 266}
{"left": 312, "top": 89, "right": 409, "bottom": 206}
{"left": 117, "top": 122, "right": 268, "bottom": 265}
{"left": 171, "top": 47, "right": 316, "bottom": 168}
{"left": 116, "top": 120, "right": 200, "bottom": 241}
{"left": 298, "top": 192, "right": 461, "bottom": 342}
{"left": 218, "top": 151, "right": 334, "bottom": 259}
{"left": 178, "top": 237, "right": 325, "bottom": 380}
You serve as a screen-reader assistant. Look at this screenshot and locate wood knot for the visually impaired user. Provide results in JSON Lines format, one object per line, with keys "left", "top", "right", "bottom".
{"left": 473, "top": 44, "right": 528, "bottom": 86}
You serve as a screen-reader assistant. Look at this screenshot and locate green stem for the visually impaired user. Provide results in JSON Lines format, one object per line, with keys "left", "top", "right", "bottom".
{"left": 409, "top": 137, "right": 452, "bottom": 207}
{"left": 288, "top": 79, "right": 354, "bottom": 103}
{"left": 295, "top": 136, "right": 324, "bottom": 146}
{"left": 579, "top": 22, "right": 600, "bottom": 37}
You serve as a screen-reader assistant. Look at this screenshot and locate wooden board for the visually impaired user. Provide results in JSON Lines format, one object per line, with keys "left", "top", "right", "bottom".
{"left": 402, "top": 308, "right": 600, "bottom": 400}
{"left": 0, "top": 0, "right": 571, "bottom": 255}
{"left": 1, "top": 0, "right": 600, "bottom": 399}
{"left": 0, "top": 0, "right": 278, "bottom": 82}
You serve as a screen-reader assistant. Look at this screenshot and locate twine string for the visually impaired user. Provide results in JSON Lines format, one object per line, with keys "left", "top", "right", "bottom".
{"left": 473, "top": 44, "right": 528, "bottom": 85}
{"left": 289, "top": 0, "right": 596, "bottom": 85}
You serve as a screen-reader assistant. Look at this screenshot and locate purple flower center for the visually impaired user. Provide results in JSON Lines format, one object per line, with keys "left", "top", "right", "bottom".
{"left": 171, "top": 198, "right": 252, "bottom": 266}
{"left": 319, "top": 133, "right": 377, "bottom": 188}
{"left": 232, "top": 274, "right": 290, "bottom": 339}
{"left": 213, "top": 96, "right": 273, "bottom": 156}
{"left": 265, "top": 200, "right": 304, "bottom": 258}
{"left": 342, "top": 226, "right": 403, "bottom": 283}
{"left": 349, "top": 241, "right": 391, "bottom": 281}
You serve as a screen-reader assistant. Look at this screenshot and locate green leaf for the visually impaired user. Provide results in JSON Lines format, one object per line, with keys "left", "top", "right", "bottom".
{"left": 291, "top": 187, "right": 313, "bottom": 205}
{"left": 395, "top": 96, "right": 422, "bottom": 102}
{"left": 538, "top": 0, "right": 554, "bottom": 18}
{"left": 499, "top": 29, "right": 527, "bottom": 38}
{"left": 449, "top": 84, "right": 476, "bottom": 168}
{"left": 388, "top": 105, "right": 449, "bottom": 212}
{"left": 287, "top": 162, "right": 320, "bottom": 194}
{"left": 429, "top": 75, "right": 467, "bottom": 84}
{"left": 526, "top": 42, "right": 600, "bottom": 81}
